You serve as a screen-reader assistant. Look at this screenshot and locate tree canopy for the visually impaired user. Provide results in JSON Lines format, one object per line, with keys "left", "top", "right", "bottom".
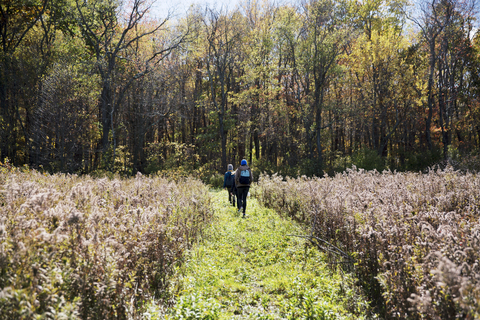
{"left": 1, "top": 0, "right": 479, "bottom": 176}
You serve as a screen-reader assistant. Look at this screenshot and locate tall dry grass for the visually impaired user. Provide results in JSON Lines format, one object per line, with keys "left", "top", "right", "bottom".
{"left": 0, "top": 168, "right": 212, "bottom": 319}
{"left": 254, "top": 166, "right": 480, "bottom": 319}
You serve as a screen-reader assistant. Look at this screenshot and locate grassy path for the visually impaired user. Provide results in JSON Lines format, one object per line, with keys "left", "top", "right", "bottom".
{"left": 153, "top": 190, "right": 368, "bottom": 319}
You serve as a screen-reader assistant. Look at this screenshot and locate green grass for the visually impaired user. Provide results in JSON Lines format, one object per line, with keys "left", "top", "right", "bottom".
{"left": 146, "top": 190, "right": 369, "bottom": 319}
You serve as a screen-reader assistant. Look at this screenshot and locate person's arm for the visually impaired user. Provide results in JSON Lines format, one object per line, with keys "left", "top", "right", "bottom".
{"left": 223, "top": 172, "right": 228, "bottom": 188}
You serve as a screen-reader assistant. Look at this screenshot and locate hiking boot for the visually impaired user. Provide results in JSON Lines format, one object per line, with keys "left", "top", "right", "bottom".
{"left": 242, "top": 213, "right": 246, "bottom": 218}
{"left": 238, "top": 207, "right": 243, "bottom": 214}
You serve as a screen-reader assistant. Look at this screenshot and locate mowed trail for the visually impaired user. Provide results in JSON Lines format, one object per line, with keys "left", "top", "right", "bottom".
{"left": 161, "top": 190, "right": 367, "bottom": 319}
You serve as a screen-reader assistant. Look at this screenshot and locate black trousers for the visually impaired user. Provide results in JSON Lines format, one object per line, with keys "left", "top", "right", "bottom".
{"left": 236, "top": 186, "right": 249, "bottom": 213}
{"left": 228, "top": 187, "right": 236, "bottom": 206}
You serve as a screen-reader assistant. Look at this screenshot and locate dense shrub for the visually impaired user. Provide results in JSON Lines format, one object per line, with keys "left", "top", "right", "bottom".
{"left": 0, "top": 169, "right": 213, "bottom": 319}
{"left": 253, "top": 167, "right": 480, "bottom": 319}
{"left": 351, "top": 149, "right": 385, "bottom": 172}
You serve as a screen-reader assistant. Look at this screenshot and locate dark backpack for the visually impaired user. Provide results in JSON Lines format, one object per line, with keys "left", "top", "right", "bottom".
{"left": 239, "top": 169, "right": 250, "bottom": 184}
{"left": 225, "top": 172, "right": 234, "bottom": 187}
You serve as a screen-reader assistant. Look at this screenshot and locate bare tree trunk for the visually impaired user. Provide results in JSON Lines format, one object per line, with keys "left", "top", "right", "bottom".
{"left": 426, "top": 40, "right": 436, "bottom": 151}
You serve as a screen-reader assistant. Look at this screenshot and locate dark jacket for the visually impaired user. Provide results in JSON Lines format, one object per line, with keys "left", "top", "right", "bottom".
{"left": 223, "top": 171, "right": 235, "bottom": 188}
{"left": 235, "top": 165, "right": 253, "bottom": 187}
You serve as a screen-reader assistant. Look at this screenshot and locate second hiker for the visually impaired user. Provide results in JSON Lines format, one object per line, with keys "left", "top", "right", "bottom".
{"left": 223, "top": 164, "right": 235, "bottom": 206}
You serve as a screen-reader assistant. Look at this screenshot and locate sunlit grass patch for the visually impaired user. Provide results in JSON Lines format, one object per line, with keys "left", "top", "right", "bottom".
{"left": 160, "top": 189, "right": 368, "bottom": 319}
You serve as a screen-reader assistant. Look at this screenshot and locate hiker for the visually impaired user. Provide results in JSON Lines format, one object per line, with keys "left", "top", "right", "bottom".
{"left": 223, "top": 164, "right": 235, "bottom": 206}
{"left": 235, "top": 159, "right": 253, "bottom": 218}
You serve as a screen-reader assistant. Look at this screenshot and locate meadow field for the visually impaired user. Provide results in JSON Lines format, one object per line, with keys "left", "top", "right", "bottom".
{"left": 0, "top": 167, "right": 212, "bottom": 319}
{"left": 1, "top": 165, "right": 479, "bottom": 319}
{"left": 254, "top": 166, "right": 480, "bottom": 319}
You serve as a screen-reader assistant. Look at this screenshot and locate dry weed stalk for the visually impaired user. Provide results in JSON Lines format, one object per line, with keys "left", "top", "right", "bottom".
{"left": 254, "top": 166, "right": 480, "bottom": 319}
{"left": 0, "top": 169, "right": 213, "bottom": 319}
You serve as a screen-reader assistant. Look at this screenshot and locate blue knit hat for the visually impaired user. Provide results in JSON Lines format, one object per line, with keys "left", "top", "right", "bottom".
{"left": 241, "top": 159, "right": 247, "bottom": 166}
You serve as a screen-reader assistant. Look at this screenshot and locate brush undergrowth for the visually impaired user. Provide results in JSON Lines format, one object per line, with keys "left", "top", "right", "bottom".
{"left": 147, "top": 190, "right": 369, "bottom": 319}
{"left": 254, "top": 166, "right": 480, "bottom": 319}
{"left": 0, "top": 167, "right": 213, "bottom": 319}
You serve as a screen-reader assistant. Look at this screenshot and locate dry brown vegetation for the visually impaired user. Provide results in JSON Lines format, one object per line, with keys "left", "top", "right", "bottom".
{"left": 254, "top": 167, "right": 480, "bottom": 319}
{"left": 0, "top": 168, "right": 212, "bottom": 319}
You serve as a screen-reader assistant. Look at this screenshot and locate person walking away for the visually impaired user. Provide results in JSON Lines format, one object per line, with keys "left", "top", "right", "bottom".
{"left": 235, "top": 159, "right": 253, "bottom": 218}
{"left": 223, "top": 164, "right": 235, "bottom": 205}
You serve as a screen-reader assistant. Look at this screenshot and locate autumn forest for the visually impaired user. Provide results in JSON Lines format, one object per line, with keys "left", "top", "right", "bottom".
{"left": 1, "top": 0, "right": 480, "bottom": 177}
